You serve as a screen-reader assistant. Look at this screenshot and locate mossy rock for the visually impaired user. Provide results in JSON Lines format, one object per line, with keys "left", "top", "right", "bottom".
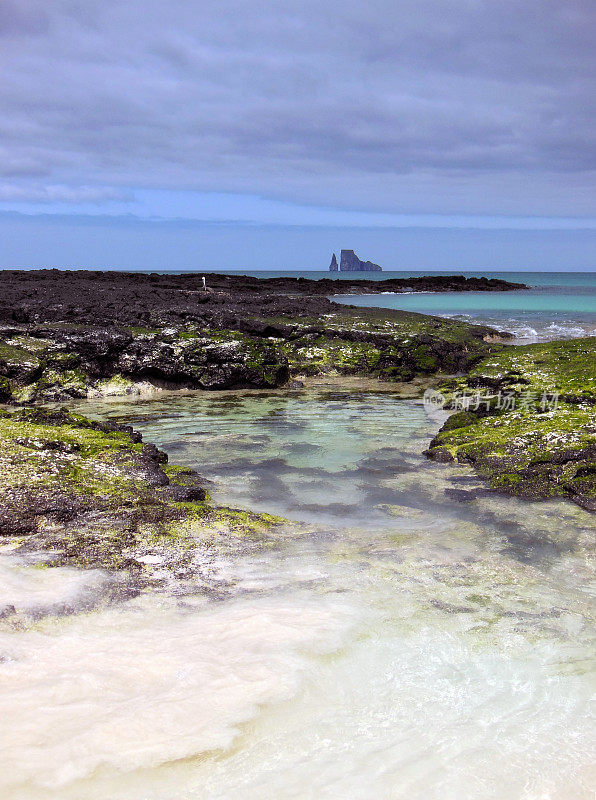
{"left": 0, "top": 406, "right": 286, "bottom": 576}
{"left": 427, "top": 338, "right": 596, "bottom": 509}
{"left": 439, "top": 411, "right": 479, "bottom": 432}
{"left": 0, "top": 375, "right": 12, "bottom": 402}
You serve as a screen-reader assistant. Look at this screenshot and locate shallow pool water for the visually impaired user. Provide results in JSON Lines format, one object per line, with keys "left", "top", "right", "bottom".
{"left": 1, "top": 389, "right": 595, "bottom": 799}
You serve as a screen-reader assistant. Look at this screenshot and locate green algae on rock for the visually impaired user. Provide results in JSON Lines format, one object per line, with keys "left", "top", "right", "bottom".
{"left": 259, "top": 305, "right": 504, "bottom": 381}
{"left": 0, "top": 268, "right": 515, "bottom": 402}
{"left": 0, "top": 407, "right": 285, "bottom": 579}
{"left": 0, "top": 305, "right": 503, "bottom": 402}
{"left": 0, "top": 325, "right": 290, "bottom": 402}
{"left": 426, "top": 338, "right": 596, "bottom": 510}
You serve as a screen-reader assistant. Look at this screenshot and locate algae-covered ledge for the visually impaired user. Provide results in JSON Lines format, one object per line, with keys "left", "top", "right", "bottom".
{"left": 0, "top": 312, "right": 504, "bottom": 404}
{"left": 425, "top": 338, "right": 596, "bottom": 510}
{"left": 0, "top": 268, "right": 516, "bottom": 402}
{"left": 0, "top": 407, "right": 286, "bottom": 581}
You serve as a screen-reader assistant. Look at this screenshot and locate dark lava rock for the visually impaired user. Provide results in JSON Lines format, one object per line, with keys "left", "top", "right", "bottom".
{"left": 0, "top": 268, "right": 514, "bottom": 402}
{"left": 0, "top": 268, "right": 528, "bottom": 333}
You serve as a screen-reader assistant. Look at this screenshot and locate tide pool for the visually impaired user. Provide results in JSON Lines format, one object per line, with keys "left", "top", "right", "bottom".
{"left": 2, "top": 389, "right": 594, "bottom": 800}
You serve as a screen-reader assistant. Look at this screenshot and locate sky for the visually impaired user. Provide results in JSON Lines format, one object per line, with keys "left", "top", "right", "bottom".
{"left": 0, "top": 0, "right": 595, "bottom": 270}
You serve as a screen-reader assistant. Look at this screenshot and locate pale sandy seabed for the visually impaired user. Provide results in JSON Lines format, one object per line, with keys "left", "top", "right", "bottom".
{"left": 1, "top": 386, "right": 595, "bottom": 800}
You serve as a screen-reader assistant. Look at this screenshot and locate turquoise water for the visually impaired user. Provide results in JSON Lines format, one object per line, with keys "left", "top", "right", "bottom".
{"left": 320, "top": 271, "right": 596, "bottom": 341}
{"left": 338, "top": 290, "right": 595, "bottom": 313}
{"left": 334, "top": 286, "right": 596, "bottom": 341}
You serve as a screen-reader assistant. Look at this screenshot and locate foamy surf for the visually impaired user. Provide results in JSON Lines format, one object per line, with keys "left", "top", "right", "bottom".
{"left": 1, "top": 588, "right": 357, "bottom": 796}
{"left": 0, "top": 555, "right": 118, "bottom": 620}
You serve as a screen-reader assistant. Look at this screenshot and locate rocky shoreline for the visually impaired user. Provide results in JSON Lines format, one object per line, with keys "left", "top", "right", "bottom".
{"left": 0, "top": 270, "right": 513, "bottom": 402}
{"left": 0, "top": 269, "right": 592, "bottom": 578}
{"left": 0, "top": 405, "right": 285, "bottom": 585}
{"left": 198, "top": 271, "right": 529, "bottom": 295}
{"left": 425, "top": 337, "right": 596, "bottom": 510}
{"left": 0, "top": 271, "right": 529, "bottom": 326}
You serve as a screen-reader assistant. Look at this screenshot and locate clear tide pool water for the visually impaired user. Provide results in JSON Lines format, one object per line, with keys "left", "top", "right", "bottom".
{"left": 1, "top": 388, "right": 594, "bottom": 800}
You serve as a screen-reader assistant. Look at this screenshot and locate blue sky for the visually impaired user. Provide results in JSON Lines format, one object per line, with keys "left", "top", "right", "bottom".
{"left": 1, "top": 0, "right": 594, "bottom": 270}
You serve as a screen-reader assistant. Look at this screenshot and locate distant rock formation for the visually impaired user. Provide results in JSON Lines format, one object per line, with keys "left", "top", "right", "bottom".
{"left": 329, "top": 253, "right": 338, "bottom": 271}
{"left": 339, "top": 249, "right": 383, "bottom": 272}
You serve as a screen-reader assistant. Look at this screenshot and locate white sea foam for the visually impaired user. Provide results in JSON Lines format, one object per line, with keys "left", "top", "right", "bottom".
{"left": 188, "top": 627, "right": 596, "bottom": 800}
{"left": 437, "top": 315, "right": 593, "bottom": 343}
{"left": 0, "top": 555, "right": 114, "bottom": 619}
{"left": 0, "top": 588, "right": 356, "bottom": 797}
{"left": 6, "top": 582, "right": 593, "bottom": 800}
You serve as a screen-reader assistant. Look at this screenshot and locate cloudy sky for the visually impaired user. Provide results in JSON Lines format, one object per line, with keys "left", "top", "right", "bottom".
{"left": 1, "top": 0, "right": 595, "bottom": 269}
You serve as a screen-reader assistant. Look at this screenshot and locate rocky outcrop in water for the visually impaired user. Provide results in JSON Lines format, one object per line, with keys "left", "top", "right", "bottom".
{"left": 329, "top": 253, "right": 338, "bottom": 271}
{"left": 340, "top": 249, "right": 382, "bottom": 272}
{"left": 0, "top": 406, "right": 281, "bottom": 582}
{"left": 425, "top": 338, "right": 596, "bottom": 511}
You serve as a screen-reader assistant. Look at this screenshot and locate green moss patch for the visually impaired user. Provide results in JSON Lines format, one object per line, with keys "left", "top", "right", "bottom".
{"left": 0, "top": 406, "right": 286, "bottom": 576}
{"left": 426, "top": 338, "right": 596, "bottom": 508}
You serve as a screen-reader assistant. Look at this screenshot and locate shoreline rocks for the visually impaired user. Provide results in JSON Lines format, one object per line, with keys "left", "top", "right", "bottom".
{"left": 425, "top": 338, "right": 596, "bottom": 510}
{"left": 0, "top": 270, "right": 508, "bottom": 403}
{"left": 0, "top": 406, "right": 282, "bottom": 581}
{"left": 0, "top": 269, "right": 528, "bottom": 333}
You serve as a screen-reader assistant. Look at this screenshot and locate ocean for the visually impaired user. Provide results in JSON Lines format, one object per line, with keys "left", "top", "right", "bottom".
{"left": 330, "top": 271, "right": 596, "bottom": 342}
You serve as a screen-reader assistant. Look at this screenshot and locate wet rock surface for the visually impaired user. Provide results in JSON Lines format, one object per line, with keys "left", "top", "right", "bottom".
{"left": 425, "top": 338, "right": 596, "bottom": 510}
{"left": 0, "top": 406, "right": 281, "bottom": 581}
{"left": 0, "top": 325, "right": 289, "bottom": 400}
